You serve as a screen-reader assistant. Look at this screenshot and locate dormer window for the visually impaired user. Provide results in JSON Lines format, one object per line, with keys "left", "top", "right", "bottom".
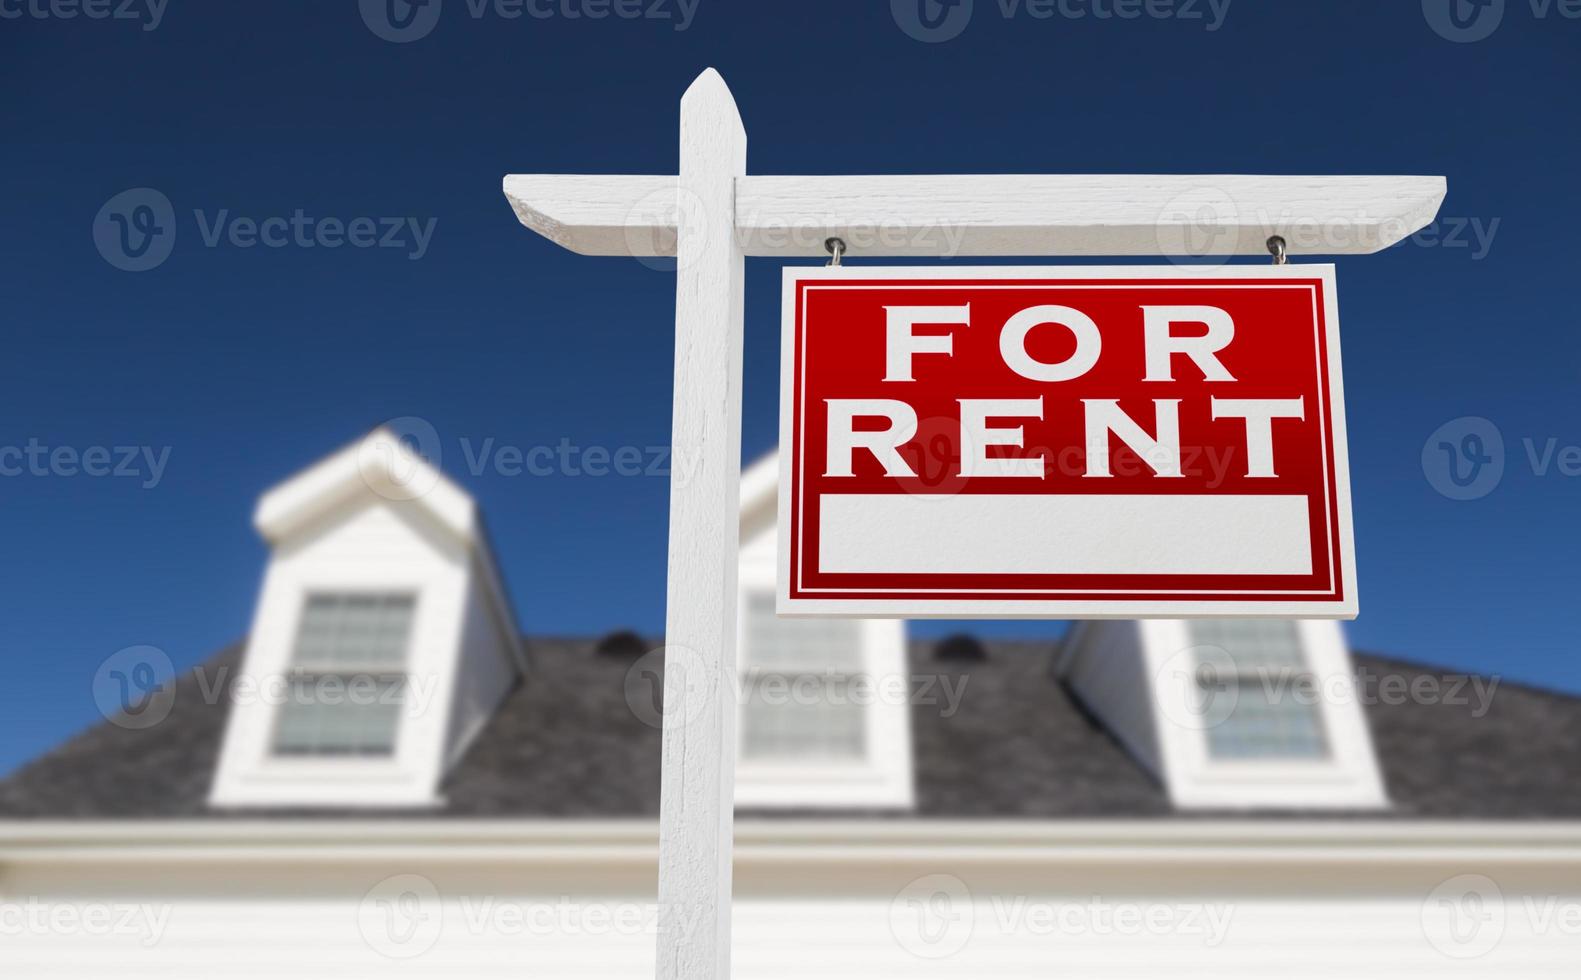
{"left": 731, "top": 588, "right": 913, "bottom": 808}
{"left": 1059, "top": 618, "right": 1388, "bottom": 811}
{"left": 271, "top": 592, "right": 415, "bottom": 758}
{"left": 733, "top": 453, "right": 914, "bottom": 810}
{"left": 208, "top": 428, "right": 526, "bottom": 810}
{"left": 1189, "top": 619, "right": 1329, "bottom": 761}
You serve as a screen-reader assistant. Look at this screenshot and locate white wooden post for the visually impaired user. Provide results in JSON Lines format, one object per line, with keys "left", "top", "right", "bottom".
{"left": 655, "top": 67, "right": 745, "bottom": 980}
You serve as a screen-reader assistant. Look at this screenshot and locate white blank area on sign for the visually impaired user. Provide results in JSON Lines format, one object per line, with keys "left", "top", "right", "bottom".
{"left": 816, "top": 494, "right": 1313, "bottom": 577}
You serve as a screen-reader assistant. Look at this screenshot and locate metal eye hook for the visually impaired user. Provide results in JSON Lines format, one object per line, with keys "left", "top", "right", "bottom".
{"left": 1267, "top": 235, "right": 1289, "bottom": 266}
{"left": 824, "top": 237, "right": 846, "bottom": 267}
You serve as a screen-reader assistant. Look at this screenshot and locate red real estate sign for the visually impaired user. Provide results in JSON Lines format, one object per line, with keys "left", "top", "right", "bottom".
{"left": 777, "top": 266, "right": 1357, "bottom": 619}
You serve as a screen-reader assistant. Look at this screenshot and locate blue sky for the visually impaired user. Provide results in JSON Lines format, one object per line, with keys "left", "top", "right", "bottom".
{"left": 1, "top": 1, "right": 1578, "bottom": 776}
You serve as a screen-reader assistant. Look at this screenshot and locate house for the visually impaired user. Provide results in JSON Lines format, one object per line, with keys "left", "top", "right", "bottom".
{"left": 2, "top": 428, "right": 1579, "bottom": 977}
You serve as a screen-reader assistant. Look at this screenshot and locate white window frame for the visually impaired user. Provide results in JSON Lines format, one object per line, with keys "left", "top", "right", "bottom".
{"left": 1145, "top": 619, "right": 1389, "bottom": 810}
{"left": 212, "top": 576, "right": 442, "bottom": 808}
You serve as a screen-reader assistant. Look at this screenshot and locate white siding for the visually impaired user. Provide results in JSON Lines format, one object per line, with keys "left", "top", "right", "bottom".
{"left": 442, "top": 555, "right": 521, "bottom": 770}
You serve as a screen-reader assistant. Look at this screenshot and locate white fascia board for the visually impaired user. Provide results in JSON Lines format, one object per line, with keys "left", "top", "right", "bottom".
{"left": 4, "top": 820, "right": 1580, "bottom": 868}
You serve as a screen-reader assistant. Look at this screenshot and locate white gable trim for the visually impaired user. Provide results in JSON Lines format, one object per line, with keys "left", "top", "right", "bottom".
{"left": 256, "top": 428, "right": 474, "bottom": 547}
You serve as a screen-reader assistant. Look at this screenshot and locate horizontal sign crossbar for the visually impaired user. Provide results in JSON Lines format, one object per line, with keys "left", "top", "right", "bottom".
{"left": 504, "top": 173, "right": 1447, "bottom": 258}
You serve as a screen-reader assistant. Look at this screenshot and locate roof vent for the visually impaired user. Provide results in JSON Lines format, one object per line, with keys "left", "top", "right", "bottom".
{"left": 933, "top": 633, "right": 988, "bottom": 662}
{"left": 595, "top": 630, "right": 650, "bottom": 658}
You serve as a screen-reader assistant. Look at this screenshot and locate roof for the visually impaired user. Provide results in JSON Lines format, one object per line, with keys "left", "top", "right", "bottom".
{"left": 2, "top": 638, "right": 1579, "bottom": 821}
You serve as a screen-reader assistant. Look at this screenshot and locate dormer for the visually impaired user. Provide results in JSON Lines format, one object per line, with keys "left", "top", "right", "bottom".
{"left": 734, "top": 454, "right": 914, "bottom": 809}
{"left": 1059, "top": 618, "right": 1388, "bottom": 810}
{"left": 209, "top": 428, "right": 526, "bottom": 809}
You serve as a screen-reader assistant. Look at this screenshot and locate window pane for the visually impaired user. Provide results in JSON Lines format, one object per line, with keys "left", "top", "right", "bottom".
{"left": 742, "top": 674, "right": 866, "bottom": 761}
{"left": 273, "top": 676, "right": 406, "bottom": 757}
{"left": 273, "top": 591, "right": 414, "bottom": 758}
{"left": 1190, "top": 620, "right": 1329, "bottom": 760}
{"left": 1190, "top": 619, "right": 1305, "bottom": 671}
{"left": 291, "top": 593, "right": 414, "bottom": 669}
{"left": 1205, "top": 678, "right": 1329, "bottom": 760}
{"left": 740, "top": 594, "right": 867, "bottom": 762}
{"left": 744, "top": 593, "right": 862, "bottom": 672}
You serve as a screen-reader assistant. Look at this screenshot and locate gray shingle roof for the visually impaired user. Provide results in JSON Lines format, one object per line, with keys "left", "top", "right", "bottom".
{"left": 1, "top": 637, "right": 1578, "bottom": 820}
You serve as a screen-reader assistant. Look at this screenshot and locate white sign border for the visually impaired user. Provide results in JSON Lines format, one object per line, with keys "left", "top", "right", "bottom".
{"left": 776, "top": 264, "right": 1357, "bottom": 620}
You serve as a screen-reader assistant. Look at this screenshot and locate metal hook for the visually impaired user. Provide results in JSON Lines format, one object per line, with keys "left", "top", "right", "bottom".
{"left": 824, "top": 237, "right": 846, "bottom": 267}
{"left": 1267, "top": 235, "right": 1289, "bottom": 266}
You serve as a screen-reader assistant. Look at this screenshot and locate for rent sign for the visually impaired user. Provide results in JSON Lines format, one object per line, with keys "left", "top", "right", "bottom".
{"left": 777, "top": 266, "right": 1356, "bottom": 618}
